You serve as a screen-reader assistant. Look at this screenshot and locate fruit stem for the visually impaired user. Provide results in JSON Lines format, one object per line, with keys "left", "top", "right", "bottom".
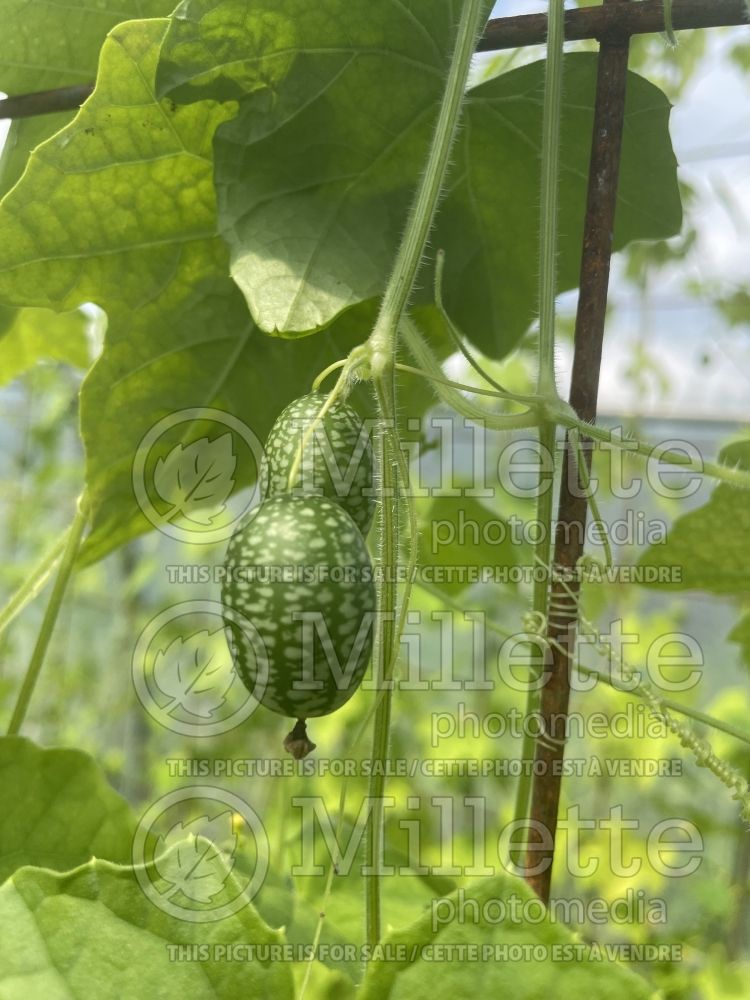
{"left": 7, "top": 494, "right": 89, "bottom": 735}
{"left": 288, "top": 343, "right": 373, "bottom": 492}
{"left": 312, "top": 360, "right": 347, "bottom": 391}
{"left": 285, "top": 377, "right": 346, "bottom": 492}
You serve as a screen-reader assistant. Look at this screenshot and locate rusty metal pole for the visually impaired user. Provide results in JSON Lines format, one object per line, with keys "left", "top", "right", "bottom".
{"left": 525, "top": 2, "right": 632, "bottom": 904}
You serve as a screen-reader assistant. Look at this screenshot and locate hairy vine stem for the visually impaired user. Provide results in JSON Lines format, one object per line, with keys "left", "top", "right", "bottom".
{"left": 514, "top": 0, "right": 565, "bottom": 836}
{"left": 7, "top": 496, "right": 89, "bottom": 735}
{"left": 0, "top": 525, "right": 71, "bottom": 640}
{"left": 365, "top": 376, "right": 400, "bottom": 950}
{"left": 395, "top": 320, "right": 750, "bottom": 491}
{"left": 365, "top": 0, "right": 490, "bottom": 377}
{"left": 363, "top": 0, "right": 490, "bottom": 949}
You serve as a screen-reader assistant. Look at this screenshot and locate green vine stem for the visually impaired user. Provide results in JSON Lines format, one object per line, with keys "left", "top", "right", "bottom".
{"left": 7, "top": 495, "right": 89, "bottom": 735}
{"left": 399, "top": 319, "right": 750, "bottom": 493}
{"left": 513, "top": 422, "right": 556, "bottom": 827}
{"left": 535, "top": 0, "right": 565, "bottom": 397}
{"left": 365, "top": 0, "right": 490, "bottom": 377}
{"left": 0, "top": 526, "right": 71, "bottom": 640}
{"left": 385, "top": 388, "right": 420, "bottom": 672}
{"left": 365, "top": 376, "right": 400, "bottom": 950}
{"left": 364, "top": 370, "right": 423, "bottom": 953}
{"left": 362, "top": 0, "right": 490, "bottom": 949}
{"left": 300, "top": 677, "right": 394, "bottom": 1000}
{"left": 559, "top": 417, "right": 750, "bottom": 491}
{"left": 401, "top": 317, "right": 539, "bottom": 429}
{"left": 569, "top": 428, "right": 613, "bottom": 569}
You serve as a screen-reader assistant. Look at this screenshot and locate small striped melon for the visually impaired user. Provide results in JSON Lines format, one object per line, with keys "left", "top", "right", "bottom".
{"left": 261, "top": 392, "right": 375, "bottom": 534}
{"left": 221, "top": 494, "right": 375, "bottom": 744}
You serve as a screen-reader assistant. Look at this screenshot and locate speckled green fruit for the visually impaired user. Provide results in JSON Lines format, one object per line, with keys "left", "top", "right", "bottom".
{"left": 221, "top": 494, "right": 375, "bottom": 721}
{"left": 261, "top": 392, "right": 375, "bottom": 534}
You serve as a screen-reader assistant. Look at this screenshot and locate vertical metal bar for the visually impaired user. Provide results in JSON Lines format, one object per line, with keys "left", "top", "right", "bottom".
{"left": 525, "top": 6, "right": 631, "bottom": 904}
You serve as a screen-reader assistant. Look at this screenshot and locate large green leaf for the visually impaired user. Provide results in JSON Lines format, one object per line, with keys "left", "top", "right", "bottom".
{"left": 0, "top": 19, "right": 237, "bottom": 560}
{"left": 0, "top": 0, "right": 174, "bottom": 198}
{"left": 0, "top": 19, "right": 371, "bottom": 563}
{"left": 0, "top": 0, "right": 176, "bottom": 367}
{"left": 0, "top": 19, "right": 231, "bottom": 312}
{"left": 0, "top": 847, "right": 295, "bottom": 999}
{"left": 359, "top": 873, "right": 652, "bottom": 1000}
{"left": 0, "top": 737, "right": 136, "bottom": 883}
{"left": 157, "top": 0, "right": 680, "bottom": 352}
{"left": 432, "top": 55, "right": 681, "bottom": 356}
{"left": 637, "top": 440, "right": 750, "bottom": 593}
